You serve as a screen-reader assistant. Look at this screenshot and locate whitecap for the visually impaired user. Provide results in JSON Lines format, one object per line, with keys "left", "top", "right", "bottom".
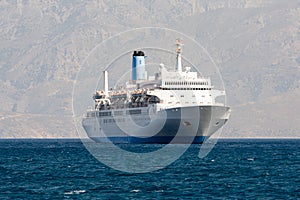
{"left": 64, "top": 190, "right": 86, "bottom": 195}
{"left": 130, "top": 189, "right": 140, "bottom": 193}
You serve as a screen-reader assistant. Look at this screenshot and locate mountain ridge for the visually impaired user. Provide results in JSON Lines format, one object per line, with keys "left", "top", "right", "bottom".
{"left": 0, "top": 0, "right": 299, "bottom": 138}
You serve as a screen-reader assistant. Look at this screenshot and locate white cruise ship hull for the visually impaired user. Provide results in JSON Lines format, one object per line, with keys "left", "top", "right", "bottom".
{"left": 82, "top": 105, "right": 230, "bottom": 144}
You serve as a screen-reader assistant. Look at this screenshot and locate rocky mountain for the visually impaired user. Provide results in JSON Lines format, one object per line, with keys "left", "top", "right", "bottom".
{"left": 0, "top": 0, "right": 299, "bottom": 138}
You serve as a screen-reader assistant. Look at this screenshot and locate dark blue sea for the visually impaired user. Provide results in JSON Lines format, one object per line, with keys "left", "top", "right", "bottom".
{"left": 0, "top": 139, "right": 299, "bottom": 199}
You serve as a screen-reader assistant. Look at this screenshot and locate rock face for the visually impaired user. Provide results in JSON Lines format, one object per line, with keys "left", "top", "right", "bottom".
{"left": 0, "top": 0, "right": 299, "bottom": 138}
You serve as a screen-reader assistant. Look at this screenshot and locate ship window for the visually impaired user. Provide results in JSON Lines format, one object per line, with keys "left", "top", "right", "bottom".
{"left": 127, "top": 109, "right": 141, "bottom": 115}
{"left": 114, "top": 111, "right": 123, "bottom": 115}
{"left": 180, "top": 95, "right": 184, "bottom": 97}
{"left": 170, "top": 95, "right": 174, "bottom": 97}
{"left": 99, "top": 111, "right": 111, "bottom": 116}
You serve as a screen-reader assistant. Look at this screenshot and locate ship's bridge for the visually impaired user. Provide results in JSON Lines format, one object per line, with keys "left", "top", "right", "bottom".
{"left": 160, "top": 64, "right": 212, "bottom": 90}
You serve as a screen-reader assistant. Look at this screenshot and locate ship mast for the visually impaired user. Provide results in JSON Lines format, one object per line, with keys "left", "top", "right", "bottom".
{"left": 175, "top": 38, "right": 183, "bottom": 73}
{"left": 103, "top": 71, "right": 109, "bottom": 97}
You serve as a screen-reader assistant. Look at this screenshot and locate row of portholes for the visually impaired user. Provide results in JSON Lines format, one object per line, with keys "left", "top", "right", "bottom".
{"left": 162, "top": 88, "right": 212, "bottom": 90}
{"left": 165, "top": 81, "right": 209, "bottom": 86}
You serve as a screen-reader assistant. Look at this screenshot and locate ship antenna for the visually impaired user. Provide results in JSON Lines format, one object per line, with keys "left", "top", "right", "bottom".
{"left": 175, "top": 38, "right": 183, "bottom": 73}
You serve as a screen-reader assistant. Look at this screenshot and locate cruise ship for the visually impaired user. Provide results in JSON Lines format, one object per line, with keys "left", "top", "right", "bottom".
{"left": 82, "top": 39, "right": 230, "bottom": 144}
